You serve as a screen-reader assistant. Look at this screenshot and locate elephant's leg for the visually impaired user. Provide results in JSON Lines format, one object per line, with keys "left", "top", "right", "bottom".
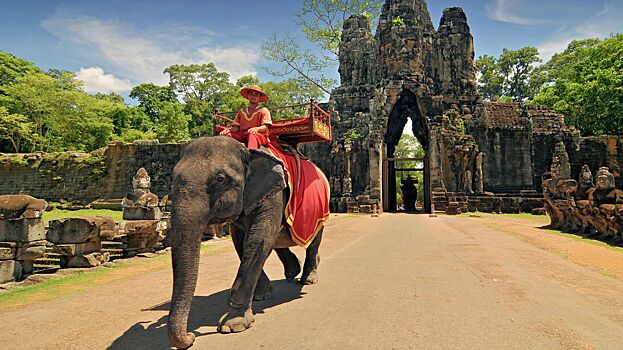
{"left": 231, "top": 226, "right": 272, "bottom": 301}
{"left": 300, "top": 227, "right": 323, "bottom": 285}
{"left": 275, "top": 248, "right": 301, "bottom": 281}
{"left": 219, "top": 199, "right": 282, "bottom": 333}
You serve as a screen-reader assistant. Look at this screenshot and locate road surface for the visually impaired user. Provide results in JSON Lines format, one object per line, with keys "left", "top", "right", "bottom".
{"left": 1, "top": 213, "right": 623, "bottom": 349}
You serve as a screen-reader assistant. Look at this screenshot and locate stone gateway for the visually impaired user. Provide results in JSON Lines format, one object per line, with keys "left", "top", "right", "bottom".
{"left": 302, "top": 0, "right": 614, "bottom": 215}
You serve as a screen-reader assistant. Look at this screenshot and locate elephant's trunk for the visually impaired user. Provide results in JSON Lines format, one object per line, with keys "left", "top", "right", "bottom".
{"left": 168, "top": 203, "right": 204, "bottom": 349}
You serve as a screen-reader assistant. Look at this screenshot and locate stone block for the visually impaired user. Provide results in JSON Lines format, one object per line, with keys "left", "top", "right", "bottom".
{"left": 122, "top": 206, "right": 162, "bottom": 220}
{"left": 16, "top": 240, "right": 47, "bottom": 260}
{"left": 118, "top": 220, "right": 166, "bottom": 252}
{"left": 53, "top": 241, "right": 102, "bottom": 256}
{"left": 359, "top": 205, "right": 371, "bottom": 214}
{"left": 0, "top": 195, "right": 48, "bottom": 219}
{"left": 0, "top": 242, "right": 17, "bottom": 260}
{"left": 0, "top": 260, "right": 21, "bottom": 284}
{"left": 0, "top": 218, "right": 46, "bottom": 242}
{"left": 47, "top": 216, "right": 117, "bottom": 244}
{"left": 63, "top": 252, "right": 110, "bottom": 268}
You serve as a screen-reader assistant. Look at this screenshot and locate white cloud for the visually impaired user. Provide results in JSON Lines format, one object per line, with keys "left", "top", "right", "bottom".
{"left": 196, "top": 47, "right": 258, "bottom": 81}
{"left": 537, "top": 2, "right": 622, "bottom": 61}
{"left": 486, "top": 0, "right": 541, "bottom": 26}
{"left": 42, "top": 11, "right": 260, "bottom": 86}
{"left": 75, "top": 67, "right": 132, "bottom": 94}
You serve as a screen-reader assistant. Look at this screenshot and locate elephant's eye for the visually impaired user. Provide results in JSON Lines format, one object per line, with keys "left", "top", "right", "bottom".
{"left": 216, "top": 174, "right": 226, "bottom": 183}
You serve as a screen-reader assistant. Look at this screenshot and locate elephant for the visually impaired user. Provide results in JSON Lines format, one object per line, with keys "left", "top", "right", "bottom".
{"left": 168, "top": 136, "right": 324, "bottom": 349}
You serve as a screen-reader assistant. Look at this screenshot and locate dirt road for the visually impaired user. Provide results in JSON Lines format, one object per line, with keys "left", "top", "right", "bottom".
{"left": 2, "top": 213, "right": 623, "bottom": 349}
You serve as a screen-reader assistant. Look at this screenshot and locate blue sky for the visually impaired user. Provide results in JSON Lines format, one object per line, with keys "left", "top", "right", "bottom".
{"left": 0, "top": 0, "right": 621, "bottom": 95}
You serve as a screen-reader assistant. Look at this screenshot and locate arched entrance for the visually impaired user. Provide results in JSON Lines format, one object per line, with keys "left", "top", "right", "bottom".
{"left": 382, "top": 90, "right": 431, "bottom": 213}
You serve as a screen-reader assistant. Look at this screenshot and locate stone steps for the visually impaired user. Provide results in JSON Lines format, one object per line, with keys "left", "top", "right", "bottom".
{"left": 102, "top": 241, "right": 124, "bottom": 260}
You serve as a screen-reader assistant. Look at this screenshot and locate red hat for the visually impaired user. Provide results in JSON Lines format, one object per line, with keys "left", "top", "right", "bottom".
{"left": 240, "top": 85, "right": 269, "bottom": 102}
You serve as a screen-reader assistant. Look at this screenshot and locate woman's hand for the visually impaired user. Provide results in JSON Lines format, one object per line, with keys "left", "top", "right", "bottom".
{"left": 247, "top": 127, "right": 260, "bottom": 134}
{"left": 219, "top": 128, "right": 231, "bottom": 135}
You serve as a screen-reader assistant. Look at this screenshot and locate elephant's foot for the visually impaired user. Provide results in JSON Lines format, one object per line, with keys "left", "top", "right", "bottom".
{"left": 253, "top": 274, "right": 273, "bottom": 301}
{"left": 300, "top": 270, "right": 318, "bottom": 285}
{"left": 285, "top": 256, "right": 301, "bottom": 281}
{"left": 168, "top": 331, "right": 195, "bottom": 349}
{"left": 276, "top": 248, "right": 301, "bottom": 281}
{"left": 300, "top": 254, "right": 319, "bottom": 285}
{"left": 218, "top": 307, "right": 254, "bottom": 333}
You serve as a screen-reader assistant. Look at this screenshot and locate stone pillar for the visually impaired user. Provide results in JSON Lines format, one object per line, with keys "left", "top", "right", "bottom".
{"left": 0, "top": 195, "right": 48, "bottom": 283}
{"left": 343, "top": 142, "right": 353, "bottom": 196}
{"left": 369, "top": 140, "right": 384, "bottom": 203}
{"left": 427, "top": 127, "right": 445, "bottom": 190}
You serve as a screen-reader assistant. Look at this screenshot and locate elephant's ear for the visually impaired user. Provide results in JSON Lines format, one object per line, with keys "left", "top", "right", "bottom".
{"left": 244, "top": 148, "right": 286, "bottom": 214}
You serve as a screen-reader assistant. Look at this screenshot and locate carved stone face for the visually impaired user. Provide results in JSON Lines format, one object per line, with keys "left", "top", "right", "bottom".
{"left": 595, "top": 167, "right": 615, "bottom": 191}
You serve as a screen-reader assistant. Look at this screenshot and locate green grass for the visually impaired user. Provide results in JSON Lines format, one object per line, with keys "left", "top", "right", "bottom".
{"left": 540, "top": 228, "right": 623, "bottom": 252}
{"left": 0, "top": 241, "right": 226, "bottom": 308}
{"left": 0, "top": 251, "right": 171, "bottom": 308}
{"left": 43, "top": 209, "right": 123, "bottom": 223}
{"left": 458, "top": 211, "right": 550, "bottom": 224}
{"left": 460, "top": 211, "right": 623, "bottom": 254}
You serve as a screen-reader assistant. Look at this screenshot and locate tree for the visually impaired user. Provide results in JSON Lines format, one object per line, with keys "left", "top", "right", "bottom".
{"left": 94, "top": 92, "right": 125, "bottom": 105}
{"left": 4, "top": 72, "right": 116, "bottom": 152}
{"left": 0, "top": 51, "right": 42, "bottom": 94}
{"left": 108, "top": 105, "right": 153, "bottom": 136}
{"left": 165, "top": 63, "right": 238, "bottom": 137}
{"left": 0, "top": 107, "right": 37, "bottom": 152}
{"left": 261, "top": 34, "right": 336, "bottom": 95}
{"left": 475, "top": 47, "right": 541, "bottom": 101}
{"left": 532, "top": 34, "right": 623, "bottom": 135}
{"left": 262, "top": 78, "right": 325, "bottom": 120}
{"left": 47, "top": 69, "right": 84, "bottom": 91}
{"left": 294, "top": 0, "right": 382, "bottom": 58}
{"left": 262, "top": 0, "right": 382, "bottom": 93}
{"left": 474, "top": 54, "right": 502, "bottom": 100}
{"left": 154, "top": 103, "right": 191, "bottom": 143}
{"left": 129, "top": 83, "right": 178, "bottom": 121}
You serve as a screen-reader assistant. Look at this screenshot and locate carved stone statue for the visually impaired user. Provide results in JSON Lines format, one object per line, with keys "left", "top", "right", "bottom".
{"left": 474, "top": 152, "right": 486, "bottom": 194}
{"left": 587, "top": 167, "right": 623, "bottom": 206}
{"left": 575, "top": 165, "right": 594, "bottom": 200}
{"left": 463, "top": 169, "right": 473, "bottom": 195}
{"left": 122, "top": 167, "right": 161, "bottom": 220}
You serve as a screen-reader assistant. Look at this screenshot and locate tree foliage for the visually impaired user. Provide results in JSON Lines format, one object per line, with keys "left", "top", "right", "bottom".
{"left": 476, "top": 35, "right": 622, "bottom": 136}
{"left": 0, "top": 107, "right": 37, "bottom": 152}
{"left": 0, "top": 52, "right": 41, "bottom": 94}
{"left": 475, "top": 47, "right": 541, "bottom": 101}
{"left": 531, "top": 34, "right": 623, "bottom": 135}
{"left": 2, "top": 72, "right": 115, "bottom": 152}
{"left": 262, "top": 0, "right": 382, "bottom": 93}
{"left": 0, "top": 50, "right": 329, "bottom": 153}
{"left": 294, "top": 0, "right": 382, "bottom": 58}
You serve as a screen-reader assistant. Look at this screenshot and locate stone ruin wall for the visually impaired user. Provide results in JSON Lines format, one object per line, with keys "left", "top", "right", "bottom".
{"left": 0, "top": 142, "right": 186, "bottom": 204}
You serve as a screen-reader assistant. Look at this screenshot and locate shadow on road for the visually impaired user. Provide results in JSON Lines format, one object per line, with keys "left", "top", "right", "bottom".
{"left": 107, "top": 279, "right": 305, "bottom": 350}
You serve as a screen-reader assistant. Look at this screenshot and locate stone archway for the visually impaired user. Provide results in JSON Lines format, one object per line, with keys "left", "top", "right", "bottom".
{"left": 382, "top": 90, "right": 431, "bottom": 213}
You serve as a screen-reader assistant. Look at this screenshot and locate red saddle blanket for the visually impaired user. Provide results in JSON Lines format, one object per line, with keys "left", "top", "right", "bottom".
{"left": 265, "top": 142, "right": 330, "bottom": 247}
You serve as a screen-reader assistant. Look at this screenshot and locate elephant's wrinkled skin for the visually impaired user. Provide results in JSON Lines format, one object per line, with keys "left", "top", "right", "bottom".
{"left": 168, "top": 136, "right": 323, "bottom": 349}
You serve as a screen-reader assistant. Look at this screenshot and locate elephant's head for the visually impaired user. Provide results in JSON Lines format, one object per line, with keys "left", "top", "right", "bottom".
{"left": 168, "top": 136, "right": 285, "bottom": 349}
